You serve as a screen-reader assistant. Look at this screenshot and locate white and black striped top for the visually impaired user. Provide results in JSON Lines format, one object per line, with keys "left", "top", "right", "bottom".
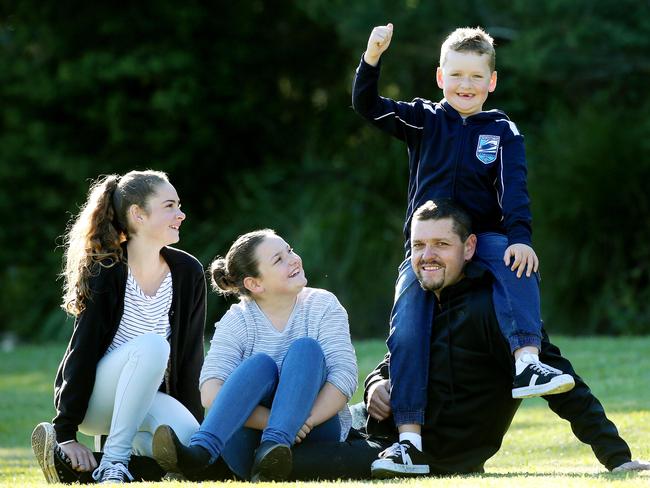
{"left": 106, "top": 268, "right": 173, "bottom": 353}
{"left": 200, "top": 287, "right": 358, "bottom": 440}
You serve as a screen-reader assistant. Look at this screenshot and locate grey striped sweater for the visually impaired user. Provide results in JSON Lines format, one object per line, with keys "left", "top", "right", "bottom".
{"left": 200, "top": 287, "right": 358, "bottom": 440}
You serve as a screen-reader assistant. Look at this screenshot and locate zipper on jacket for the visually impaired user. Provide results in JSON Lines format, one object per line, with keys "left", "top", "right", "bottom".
{"left": 451, "top": 119, "right": 469, "bottom": 198}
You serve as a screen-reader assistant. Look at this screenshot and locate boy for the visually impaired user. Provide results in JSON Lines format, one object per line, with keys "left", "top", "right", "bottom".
{"left": 352, "top": 24, "right": 575, "bottom": 473}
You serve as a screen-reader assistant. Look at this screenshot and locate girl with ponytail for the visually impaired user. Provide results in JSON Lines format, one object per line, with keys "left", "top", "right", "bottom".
{"left": 32, "top": 170, "right": 206, "bottom": 484}
{"left": 152, "top": 229, "right": 358, "bottom": 482}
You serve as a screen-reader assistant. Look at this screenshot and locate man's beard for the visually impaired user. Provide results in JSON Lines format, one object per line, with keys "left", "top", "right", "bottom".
{"left": 416, "top": 268, "right": 444, "bottom": 292}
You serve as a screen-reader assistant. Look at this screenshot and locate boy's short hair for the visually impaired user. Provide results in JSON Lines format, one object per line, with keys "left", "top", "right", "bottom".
{"left": 439, "top": 27, "right": 496, "bottom": 72}
{"left": 412, "top": 199, "right": 473, "bottom": 242}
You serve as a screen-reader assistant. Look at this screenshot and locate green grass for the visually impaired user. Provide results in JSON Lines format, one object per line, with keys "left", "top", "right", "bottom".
{"left": 1, "top": 337, "right": 649, "bottom": 487}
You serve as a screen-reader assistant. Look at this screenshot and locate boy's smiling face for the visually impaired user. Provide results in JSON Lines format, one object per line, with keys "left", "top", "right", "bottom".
{"left": 436, "top": 50, "right": 497, "bottom": 117}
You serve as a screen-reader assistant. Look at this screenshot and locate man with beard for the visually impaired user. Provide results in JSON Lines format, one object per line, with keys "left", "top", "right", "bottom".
{"left": 290, "top": 199, "right": 648, "bottom": 479}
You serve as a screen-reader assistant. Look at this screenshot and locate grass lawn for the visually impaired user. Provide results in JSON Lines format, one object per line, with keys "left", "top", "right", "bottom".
{"left": 1, "top": 336, "right": 649, "bottom": 487}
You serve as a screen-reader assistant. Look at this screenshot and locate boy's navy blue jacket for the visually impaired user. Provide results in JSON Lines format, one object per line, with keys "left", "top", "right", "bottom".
{"left": 352, "top": 56, "right": 532, "bottom": 250}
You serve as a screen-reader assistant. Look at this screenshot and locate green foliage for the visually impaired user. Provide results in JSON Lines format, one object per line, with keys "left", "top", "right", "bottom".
{"left": 192, "top": 149, "right": 408, "bottom": 339}
{"left": 528, "top": 101, "right": 650, "bottom": 334}
{"left": 1, "top": 0, "right": 649, "bottom": 339}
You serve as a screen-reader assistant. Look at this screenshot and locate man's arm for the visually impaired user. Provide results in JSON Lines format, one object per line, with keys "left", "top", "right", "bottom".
{"left": 363, "top": 352, "right": 390, "bottom": 405}
{"left": 362, "top": 352, "right": 398, "bottom": 440}
{"left": 539, "top": 330, "right": 634, "bottom": 471}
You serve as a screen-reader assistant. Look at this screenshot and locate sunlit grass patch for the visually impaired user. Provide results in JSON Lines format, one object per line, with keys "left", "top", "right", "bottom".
{"left": 1, "top": 337, "right": 648, "bottom": 487}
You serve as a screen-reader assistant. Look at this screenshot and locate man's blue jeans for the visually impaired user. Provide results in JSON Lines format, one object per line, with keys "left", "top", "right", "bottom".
{"left": 387, "top": 232, "right": 542, "bottom": 426}
{"left": 189, "top": 337, "right": 341, "bottom": 479}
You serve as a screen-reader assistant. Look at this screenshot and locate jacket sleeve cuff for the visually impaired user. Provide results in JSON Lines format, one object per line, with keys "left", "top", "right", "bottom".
{"left": 507, "top": 228, "right": 532, "bottom": 247}
{"left": 607, "top": 455, "right": 633, "bottom": 471}
{"left": 54, "top": 424, "right": 77, "bottom": 444}
{"left": 358, "top": 52, "right": 381, "bottom": 71}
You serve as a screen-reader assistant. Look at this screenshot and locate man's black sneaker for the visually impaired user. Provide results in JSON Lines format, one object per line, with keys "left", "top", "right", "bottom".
{"left": 512, "top": 353, "right": 575, "bottom": 399}
{"left": 250, "top": 441, "right": 292, "bottom": 482}
{"left": 92, "top": 460, "right": 134, "bottom": 484}
{"left": 152, "top": 424, "right": 211, "bottom": 481}
{"left": 371, "top": 440, "right": 430, "bottom": 478}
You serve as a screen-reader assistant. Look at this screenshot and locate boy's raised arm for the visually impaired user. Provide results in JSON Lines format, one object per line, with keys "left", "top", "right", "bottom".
{"left": 364, "top": 23, "right": 393, "bottom": 67}
{"left": 353, "top": 22, "right": 425, "bottom": 142}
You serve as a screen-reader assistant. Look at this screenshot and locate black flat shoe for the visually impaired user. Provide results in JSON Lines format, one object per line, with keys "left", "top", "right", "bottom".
{"left": 250, "top": 440, "right": 292, "bottom": 482}
{"left": 31, "top": 422, "right": 93, "bottom": 484}
{"left": 152, "top": 425, "right": 210, "bottom": 480}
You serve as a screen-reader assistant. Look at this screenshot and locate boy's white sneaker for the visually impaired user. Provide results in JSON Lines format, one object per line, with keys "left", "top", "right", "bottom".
{"left": 371, "top": 440, "right": 431, "bottom": 478}
{"left": 512, "top": 353, "right": 575, "bottom": 398}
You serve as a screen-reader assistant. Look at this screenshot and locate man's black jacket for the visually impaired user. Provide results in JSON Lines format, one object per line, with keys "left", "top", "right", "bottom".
{"left": 364, "top": 264, "right": 631, "bottom": 474}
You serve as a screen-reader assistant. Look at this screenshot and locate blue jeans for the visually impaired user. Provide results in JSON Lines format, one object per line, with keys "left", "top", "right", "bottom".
{"left": 189, "top": 337, "right": 341, "bottom": 479}
{"left": 387, "top": 232, "right": 542, "bottom": 426}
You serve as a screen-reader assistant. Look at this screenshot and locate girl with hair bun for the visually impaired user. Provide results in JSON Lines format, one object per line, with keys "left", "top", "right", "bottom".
{"left": 31, "top": 170, "right": 206, "bottom": 484}
{"left": 152, "top": 229, "right": 358, "bottom": 482}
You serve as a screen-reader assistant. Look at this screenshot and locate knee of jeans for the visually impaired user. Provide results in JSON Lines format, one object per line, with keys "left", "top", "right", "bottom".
{"left": 248, "top": 352, "right": 278, "bottom": 372}
{"left": 287, "top": 337, "right": 323, "bottom": 360}
{"left": 132, "top": 334, "right": 170, "bottom": 367}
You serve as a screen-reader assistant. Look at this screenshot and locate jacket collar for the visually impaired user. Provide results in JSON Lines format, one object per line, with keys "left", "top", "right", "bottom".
{"left": 440, "top": 99, "right": 507, "bottom": 123}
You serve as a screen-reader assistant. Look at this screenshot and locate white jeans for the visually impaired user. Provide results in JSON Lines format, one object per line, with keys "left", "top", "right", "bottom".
{"left": 79, "top": 333, "right": 199, "bottom": 463}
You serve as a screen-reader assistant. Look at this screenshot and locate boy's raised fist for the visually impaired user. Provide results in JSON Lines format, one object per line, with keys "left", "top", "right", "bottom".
{"left": 364, "top": 23, "right": 393, "bottom": 66}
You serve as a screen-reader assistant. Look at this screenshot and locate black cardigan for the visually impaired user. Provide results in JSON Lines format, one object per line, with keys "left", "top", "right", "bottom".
{"left": 53, "top": 246, "right": 206, "bottom": 443}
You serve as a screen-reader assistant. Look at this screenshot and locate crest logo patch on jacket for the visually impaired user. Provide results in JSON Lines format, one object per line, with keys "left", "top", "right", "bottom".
{"left": 476, "top": 135, "right": 500, "bottom": 164}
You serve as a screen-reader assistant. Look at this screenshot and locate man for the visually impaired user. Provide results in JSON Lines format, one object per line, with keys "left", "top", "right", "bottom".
{"left": 363, "top": 199, "right": 648, "bottom": 477}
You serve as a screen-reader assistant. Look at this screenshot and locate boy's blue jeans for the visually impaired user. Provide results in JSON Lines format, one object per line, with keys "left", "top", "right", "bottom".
{"left": 189, "top": 337, "right": 341, "bottom": 479}
{"left": 387, "top": 232, "right": 542, "bottom": 426}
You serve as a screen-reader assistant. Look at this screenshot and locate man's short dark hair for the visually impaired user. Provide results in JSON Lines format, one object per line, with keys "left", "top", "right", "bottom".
{"left": 412, "top": 199, "right": 473, "bottom": 242}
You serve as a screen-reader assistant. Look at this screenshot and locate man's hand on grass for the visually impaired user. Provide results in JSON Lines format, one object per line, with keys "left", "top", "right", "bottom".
{"left": 612, "top": 459, "right": 650, "bottom": 472}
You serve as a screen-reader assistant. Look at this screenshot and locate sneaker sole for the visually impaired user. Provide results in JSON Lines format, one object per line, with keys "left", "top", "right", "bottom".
{"left": 512, "top": 374, "right": 576, "bottom": 399}
{"left": 152, "top": 426, "right": 180, "bottom": 473}
{"left": 251, "top": 444, "right": 292, "bottom": 482}
{"left": 31, "top": 423, "right": 58, "bottom": 483}
{"left": 371, "top": 459, "right": 430, "bottom": 479}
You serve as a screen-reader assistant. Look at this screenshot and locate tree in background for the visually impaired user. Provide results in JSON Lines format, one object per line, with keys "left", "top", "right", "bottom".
{"left": 1, "top": 0, "right": 649, "bottom": 340}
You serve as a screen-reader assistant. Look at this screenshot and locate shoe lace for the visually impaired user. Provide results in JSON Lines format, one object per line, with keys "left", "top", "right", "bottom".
{"left": 379, "top": 442, "right": 408, "bottom": 461}
{"left": 529, "top": 360, "right": 562, "bottom": 376}
{"left": 92, "top": 461, "right": 134, "bottom": 482}
{"left": 54, "top": 444, "right": 72, "bottom": 466}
